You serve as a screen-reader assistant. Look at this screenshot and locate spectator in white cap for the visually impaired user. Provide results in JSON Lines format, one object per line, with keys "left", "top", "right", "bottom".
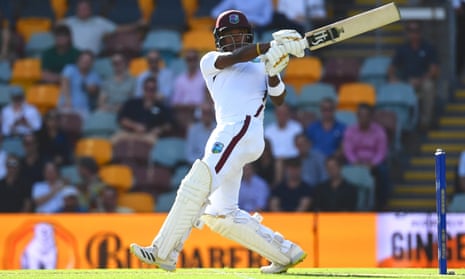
{"left": 56, "top": 186, "right": 87, "bottom": 213}
{"left": 1, "top": 87, "right": 42, "bottom": 137}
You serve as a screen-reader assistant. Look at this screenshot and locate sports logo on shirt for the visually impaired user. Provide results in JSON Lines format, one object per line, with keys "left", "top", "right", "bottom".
{"left": 229, "top": 14, "right": 240, "bottom": 24}
{"left": 212, "top": 142, "right": 224, "bottom": 154}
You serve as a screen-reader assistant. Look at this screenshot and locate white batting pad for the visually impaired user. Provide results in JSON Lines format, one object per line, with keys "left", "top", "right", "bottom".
{"left": 153, "top": 159, "right": 212, "bottom": 260}
{"left": 201, "top": 210, "right": 302, "bottom": 265}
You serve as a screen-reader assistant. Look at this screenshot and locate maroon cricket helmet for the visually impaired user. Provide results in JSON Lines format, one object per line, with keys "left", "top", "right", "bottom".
{"left": 213, "top": 10, "right": 254, "bottom": 51}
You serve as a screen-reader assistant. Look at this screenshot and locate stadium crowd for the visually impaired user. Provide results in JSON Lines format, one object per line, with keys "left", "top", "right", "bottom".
{"left": 0, "top": 0, "right": 450, "bottom": 214}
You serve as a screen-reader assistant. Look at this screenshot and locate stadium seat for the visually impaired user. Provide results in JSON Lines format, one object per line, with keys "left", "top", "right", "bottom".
{"left": 150, "top": 137, "right": 187, "bottom": 168}
{"left": 149, "top": 0, "right": 187, "bottom": 32}
{"left": 359, "top": 55, "right": 391, "bottom": 89}
{"left": 337, "top": 82, "right": 376, "bottom": 112}
{"left": 335, "top": 110, "right": 357, "bottom": 127}
{"left": 93, "top": 57, "right": 114, "bottom": 80}
{"left": 194, "top": 0, "right": 218, "bottom": 17}
{"left": 187, "top": 17, "right": 215, "bottom": 31}
{"left": 297, "top": 82, "right": 337, "bottom": 115}
{"left": 129, "top": 57, "right": 148, "bottom": 77}
{"left": 322, "top": 57, "right": 361, "bottom": 89}
{"left": 118, "top": 192, "right": 155, "bottom": 213}
{"left": 341, "top": 165, "right": 375, "bottom": 211}
{"left": 60, "top": 164, "right": 82, "bottom": 185}
{"left": 182, "top": 29, "right": 216, "bottom": 54}
{"left": 448, "top": 193, "right": 465, "bottom": 212}
{"left": 0, "top": 60, "right": 12, "bottom": 83}
{"left": 295, "top": 110, "right": 317, "bottom": 128}
{"left": 16, "top": 17, "right": 52, "bottom": 42}
{"left": 25, "top": 84, "right": 60, "bottom": 115}
{"left": 105, "top": 0, "right": 143, "bottom": 25}
{"left": 25, "top": 32, "right": 55, "bottom": 57}
{"left": 0, "top": 85, "right": 12, "bottom": 108}
{"left": 99, "top": 164, "right": 134, "bottom": 192}
{"left": 132, "top": 165, "right": 172, "bottom": 195}
{"left": 75, "top": 138, "right": 112, "bottom": 166}
{"left": 168, "top": 57, "right": 187, "bottom": 77}
{"left": 155, "top": 190, "right": 177, "bottom": 212}
{"left": 138, "top": 0, "right": 155, "bottom": 21}
{"left": 283, "top": 56, "right": 322, "bottom": 93}
{"left": 50, "top": 0, "right": 68, "bottom": 20}
{"left": 1, "top": 137, "right": 25, "bottom": 158}
{"left": 82, "top": 110, "right": 118, "bottom": 138}
{"left": 112, "top": 137, "right": 153, "bottom": 166}
{"left": 376, "top": 82, "right": 418, "bottom": 132}
{"left": 14, "top": 0, "right": 55, "bottom": 19}
{"left": 170, "top": 165, "right": 189, "bottom": 190}
{"left": 10, "top": 58, "right": 41, "bottom": 89}
{"left": 142, "top": 29, "right": 182, "bottom": 55}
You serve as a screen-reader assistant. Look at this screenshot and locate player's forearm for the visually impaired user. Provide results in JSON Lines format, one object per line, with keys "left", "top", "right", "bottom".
{"left": 215, "top": 43, "right": 271, "bottom": 69}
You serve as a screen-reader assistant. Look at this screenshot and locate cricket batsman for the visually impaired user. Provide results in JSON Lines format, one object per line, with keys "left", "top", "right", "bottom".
{"left": 130, "top": 9, "right": 308, "bottom": 274}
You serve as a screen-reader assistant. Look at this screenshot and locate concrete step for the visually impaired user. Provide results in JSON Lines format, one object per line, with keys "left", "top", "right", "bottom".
{"left": 410, "top": 156, "right": 458, "bottom": 167}
{"left": 387, "top": 198, "right": 435, "bottom": 211}
{"left": 455, "top": 90, "right": 465, "bottom": 99}
{"left": 439, "top": 117, "right": 465, "bottom": 127}
{"left": 394, "top": 184, "right": 455, "bottom": 195}
{"left": 428, "top": 130, "right": 465, "bottom": 140}
{"left": 403, "top": 170, "right": 454, "bottom": 181}
{"left": 445, "top": 104, "right": 465, "bottom": 114}
{"left": 421, "top": 143, "right": 465, "bottom": 154}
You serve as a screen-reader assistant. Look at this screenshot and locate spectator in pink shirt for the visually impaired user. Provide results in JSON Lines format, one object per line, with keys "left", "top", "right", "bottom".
{"left": 342, "top": 103, "right": 391, "bottom": 211}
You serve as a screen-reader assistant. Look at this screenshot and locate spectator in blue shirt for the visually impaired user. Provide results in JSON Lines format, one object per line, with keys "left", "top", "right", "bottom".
{"left": 60, "top": 50, "right": 101, "bottom": 117}
{"left": 305, "top": 98, "right": 345, "bottom": 159}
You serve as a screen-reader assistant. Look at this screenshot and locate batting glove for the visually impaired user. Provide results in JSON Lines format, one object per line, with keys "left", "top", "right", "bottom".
{"left": 262, "top": 45, "right": 289, "bottom": 76}
{"left": 272, "top": 29, "right": 303, "bottom": 43}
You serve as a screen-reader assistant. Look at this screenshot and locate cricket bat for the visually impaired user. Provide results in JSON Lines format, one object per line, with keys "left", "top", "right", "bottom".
{"left": 304, "top": 2, "right": 401, "bottom": 51}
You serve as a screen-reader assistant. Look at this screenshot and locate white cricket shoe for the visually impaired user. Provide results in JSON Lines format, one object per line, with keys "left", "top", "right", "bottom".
{"left": 260, "top": 244, "right": 307, "bottom": 274}
{"left": 129, "top": 243, "right": 176, "bottom": 272}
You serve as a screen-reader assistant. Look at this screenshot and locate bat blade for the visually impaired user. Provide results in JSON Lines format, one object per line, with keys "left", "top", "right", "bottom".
{"left": 305, "top": 2, "right": 401, "bottom": 51}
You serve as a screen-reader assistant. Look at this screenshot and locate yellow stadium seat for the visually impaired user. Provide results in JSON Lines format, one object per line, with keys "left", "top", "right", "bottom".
{"left": 129, "top": 57, "right": 148, "bottom": 76}
{"left": 283, "top": 56, "right": 322, "bottom": 93}
{"left": 16, "top": 17, "right": 52, "bottom": 42}
{"left": 181, "top": 0, "right": 197, "bottom": 18}
{"left": 138, "top": 0, "right": 155, "bottom": 22}
{"left": 75, "top": 138, "right": 113, "bottom": 166}
{"left": 26, "top": 84, "right": 60, "bottom": 115}
{"left": 50, "top": 0, "right": 68, "bottom": 20}
{"left": 188, "top": 17, "right": 215, "bottom": 31}
{"left": 118, "top": 192, "right": 155, "bottom": 213}
{"left": 10, "top": 58, "right": 41, "bottom": 90}
{"left": 99, "top": 164, "right": 133, "bottom": 192}
{"left": 182, "top": 29, "right": 215, "bottom": 53}
{"left": 337, "top": 82, "right": 376, "bottom": 112}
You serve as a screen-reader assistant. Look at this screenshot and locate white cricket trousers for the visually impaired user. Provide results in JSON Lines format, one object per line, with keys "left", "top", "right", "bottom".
{"left": 202, "top": 115, "right": 264, "bottom": 216}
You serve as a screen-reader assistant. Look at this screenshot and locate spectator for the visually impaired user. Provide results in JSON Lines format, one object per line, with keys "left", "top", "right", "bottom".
{"left": 60, "top": 0, "right": 144, "bottom": 55}
{"left": 211, "top": 0, "right": 274, "bottom": 36}
{"left": 56, "top": 186, "right": 87, "bottom": 213}
{"left": 314, "top": 156, "right": 358, "bottom": 212}
{"left": 265, "top": 103, "right": 303, "bottom": 160}
{"left": 0, "top": 135, "right": 7, "bottom": 179}
{"left": 134, "top": 50, "right": 175, "bottom": 101}
{"left": 32, "top": 162, "right": 67, "bottom": 213}
{"left": 305, "top": 98, "right": 345, "bottom": 158}
{"left": 342, "top": 103, "right": 390, "bottom": 211}
{"left": 185, "top": 102, "right": 215, "bottom": 164}
{"left": 41, "top": 24, "right": 80, "bottom": 84}
{"left": 0, "top": 8, "right": 23, "bottom": 62}
{"left": 238, "top": 163, "right": 270, "bottom": 212}
{"left": 294, "top": 133, "right": 327, "bottom": 187}
{"left": 76, "top": 156, "right": 105, "bottom": 211}
{"left": 60, "top": 50, "right": 101, "bottom": 117}
{"left": 93, "top": 186, "right": 133, "bottom": 213}
{"left": 388, "top": 20, "right": 439, "bottom": 130}
{"left": 253, "top": 138, "right": 280, "bottom": 188}
{"left": 0, "top": 154, "right": 32, "bottom": 212}
{"left": 20, "top": 134, "right": 46, "bottom": 184}
{"left": 1, "top": 87, "right": 42, "bottom": 137}
{"left": 456, "top": 150, "right": 465, "bottom": 194}
{"left": 269, "top": 157, "right": 313, "bottom": 212}
{"left": 276, "top": 0, "right": 327, "bottom": 31}
{"left": 113, "top": 76, "right": 175, "bottom": 145}
{"left": 36, "top": 110, "right": 72, "bottom": 167}
{"left": 171, "top": 49, "right": 206, "bottom": 108}
{"left": 98, "top": 52, "right": 135, "bottom": 112}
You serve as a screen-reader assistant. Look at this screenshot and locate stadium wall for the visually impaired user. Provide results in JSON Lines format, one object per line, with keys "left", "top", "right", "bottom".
{"left": 0, "top": 213, "right": 464, "bottom": 269}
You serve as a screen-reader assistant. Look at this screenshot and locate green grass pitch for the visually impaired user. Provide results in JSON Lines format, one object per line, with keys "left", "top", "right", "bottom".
{"left": 0, "top": 268, "right": 462, "bottom": 279}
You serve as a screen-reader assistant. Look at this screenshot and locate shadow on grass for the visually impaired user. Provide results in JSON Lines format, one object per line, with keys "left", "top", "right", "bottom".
{"left": 286, "top": 272, "right": 398, "bottom": 278}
